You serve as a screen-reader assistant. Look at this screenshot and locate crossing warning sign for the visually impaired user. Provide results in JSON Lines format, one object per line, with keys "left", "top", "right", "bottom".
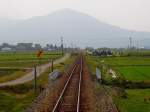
{"left": 36, "top": 50, "right": 43, "bottom": 58}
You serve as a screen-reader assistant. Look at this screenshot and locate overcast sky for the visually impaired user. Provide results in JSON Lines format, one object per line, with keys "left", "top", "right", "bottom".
{"left": 0, "top": 0, "right": 150, "bottom": 32}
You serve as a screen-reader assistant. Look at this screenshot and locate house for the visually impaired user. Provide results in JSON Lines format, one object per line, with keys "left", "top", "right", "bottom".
{"left": 1, "top": 47, "right": 12, "bottom": 51}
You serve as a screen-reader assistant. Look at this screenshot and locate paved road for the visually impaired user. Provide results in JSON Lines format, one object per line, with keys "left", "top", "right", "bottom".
{"left": 0, "top": 54, "right": 70, "bottom": 87}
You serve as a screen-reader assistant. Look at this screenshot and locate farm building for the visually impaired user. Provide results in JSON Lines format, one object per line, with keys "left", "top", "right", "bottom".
{"left": 1, "top": 47, "right": 12, "bottom": 51}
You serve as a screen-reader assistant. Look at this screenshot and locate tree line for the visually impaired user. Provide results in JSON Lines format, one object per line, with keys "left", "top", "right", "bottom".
{"left": 0, "top": 43, "right": 62, "bottom": 51}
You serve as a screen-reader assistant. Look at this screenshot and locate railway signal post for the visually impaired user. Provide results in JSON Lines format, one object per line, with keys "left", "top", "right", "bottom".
{"left": 34, "top": 50, "right": 44, "bottom": 95}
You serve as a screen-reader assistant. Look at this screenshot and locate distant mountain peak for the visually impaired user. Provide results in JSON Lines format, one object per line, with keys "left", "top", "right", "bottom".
{"left": 51, "top": 8, "right": 88, "bottom": 17}
{"left": 54, "top": 8, "right": 80, "bottom": 13}
{"left": 0, "top": 9, "right": 150, "bottom": 48}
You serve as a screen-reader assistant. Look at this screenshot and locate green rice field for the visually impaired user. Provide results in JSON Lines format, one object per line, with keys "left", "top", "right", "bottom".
{"left": 0, "top": 55, "right": 74, "bottom": 112}
{"left": 0, "top": 51, "right": 62, "bottom": 83}
{"left": 0, "top": 51, "right": 61, "bottom": 67}
{"left": 87, "top": 56, "right": 150, "bottom": 82}
{"left": 114, "top": 89, "right": 150, "bottom": 112}
{"left": 87, "top": 54, "right": 150, "bottom": 112}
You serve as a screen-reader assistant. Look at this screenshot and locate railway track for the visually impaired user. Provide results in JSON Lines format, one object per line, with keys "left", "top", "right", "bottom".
{"left": 52, "top": 56, "right": 83, "bottom": 112}
{"left": 25, "top": 55, "right": 118, "bottom": 112}
{"left": 26, "top": 55, "right": 118, "bottom": 112}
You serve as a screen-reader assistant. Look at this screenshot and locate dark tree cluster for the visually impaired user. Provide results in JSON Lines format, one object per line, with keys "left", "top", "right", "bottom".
{"left": 92, "top": 49, "right": 113, "bottom": 56}
{"left": 0, "top": 43, "right": 61, "bottom": 51}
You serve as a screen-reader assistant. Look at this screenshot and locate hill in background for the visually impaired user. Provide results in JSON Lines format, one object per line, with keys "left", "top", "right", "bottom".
{"left": 0, "top": 9, "right": 150, "bottom": 48}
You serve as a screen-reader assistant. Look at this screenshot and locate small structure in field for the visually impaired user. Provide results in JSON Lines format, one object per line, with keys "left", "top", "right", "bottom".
{"left": 1, "top": 47, "right": 12, "bottom": 51}
{"left": 109, "top": 69, "right": 117, "bottom": 79}
{"left": 49, "top": 70, "right": 62, "bottom": 81}
{"left": 96, "top": 67, "right": 102, "bottom": 83}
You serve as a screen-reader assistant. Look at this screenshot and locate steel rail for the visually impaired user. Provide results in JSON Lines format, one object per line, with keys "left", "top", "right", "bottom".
{"left": 77, "top": 58, "right": 82, "bottom": 112}
{"left": 52, "top": 63, "right": 77, "bottom": 112}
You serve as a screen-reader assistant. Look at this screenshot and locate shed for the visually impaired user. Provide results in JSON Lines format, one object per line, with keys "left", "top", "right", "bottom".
{"left": 96, "top": 67, "right": 102, "bottom": 82}
{"left": 49, "top": 70, "right": 62, "bottom": 81}
{"left": 1, "top": 47, "right": 12, "bottom": 51}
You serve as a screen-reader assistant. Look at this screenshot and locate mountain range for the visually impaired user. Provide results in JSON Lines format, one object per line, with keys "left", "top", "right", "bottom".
{"left": 0, "top": 9, "right": 150, "bottom": 48}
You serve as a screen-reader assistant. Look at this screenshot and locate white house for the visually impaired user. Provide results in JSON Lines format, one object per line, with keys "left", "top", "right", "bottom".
{"left": 1, "top": 47, "right": 12, "bottom": 51}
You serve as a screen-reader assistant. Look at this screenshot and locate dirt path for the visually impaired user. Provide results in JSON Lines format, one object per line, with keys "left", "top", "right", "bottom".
{"left": 0, "top": 53, "right": 70, "bottom": 87}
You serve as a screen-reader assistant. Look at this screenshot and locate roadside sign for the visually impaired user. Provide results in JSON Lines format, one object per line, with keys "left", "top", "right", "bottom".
{"left": 36, "top": 50, "right": 44, "bottom": 58}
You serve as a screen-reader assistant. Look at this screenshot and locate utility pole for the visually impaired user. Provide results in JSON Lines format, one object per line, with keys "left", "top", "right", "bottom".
{"left": 129, "top": 37, "right": 132, "bottom": 49}
{"left": 137, "top": 40, "right": 139, "bottom": 55}
{"left": 51, "top": 59, "right": 53, "bottom": 72}
{"left": 34, "top": 66, "right": 37, "bottom": 95}
{"left": 64, "top": 43, "right": 67, "bottom": 53}
{"left": 71, "top": 42, "right": 73, "bottom": 53}
{"left": 60, "top": 37, "right": 64, "bottom": 56}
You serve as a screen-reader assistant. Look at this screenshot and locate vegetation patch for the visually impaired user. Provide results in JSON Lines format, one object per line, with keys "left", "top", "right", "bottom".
{"left": 0, "top": 69, "right": 16, "bottom": 77}
{"left": 0, "top": 54, "right": 74, "bottom": 112}
{"left": 0, "top": 69, "right": 26, "bottom": 83}
{"left": 0, "top": 90, "right": 35, "bottom": 112}
{"left": 0, "top": 51, "right": 61, "bottom": 67}
{"left": 114, "top": 89, "right": 150, "bottom": 112}
{"left": 87, "top": 55, "right": 150, "bottom": 82}
{"left": 115, "top": 66, "right": 150, "bottom": 82}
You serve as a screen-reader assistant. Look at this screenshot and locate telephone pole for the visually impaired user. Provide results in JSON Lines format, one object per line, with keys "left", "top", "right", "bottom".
{"left": 71, "top": 42, "right": 73, "bottom": 53}
{"left": 34, "top": 66, "right": 37, "bottom": 95}
{"left": 137, "top": 40, "right": 139, "bottom": 54}
{"left": 60, "top": 37, "right": 64, "bottom": 56}
{"left": 129, "top": 37, "right": 132, "bottom": 49}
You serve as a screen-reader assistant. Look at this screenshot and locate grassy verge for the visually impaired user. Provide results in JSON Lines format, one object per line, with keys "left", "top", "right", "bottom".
{"left": 0, "top": 55, "right": 74, "bottom": 112}
{"left": 114, "top": 89, "right": 150, "bottom": 112}
{"left": 87, "top": 55, "right": 150, "bottom": 82}
{"left": 0, "top": 69, "right": 26, "bottom": 83}
{"left": 87, "top": 54, "right": 150, "bottom": 112}
{"left": 0, "top": 90, "right": 35, "bottom": 112}
{"left": 0, "top": 52, "right": 62, "bottom": 83}
{"left": 86, "top": 55, "right": 114, "bottom": 83}
{"left": 0, "top": 51, "right": 61, "bottom": 67}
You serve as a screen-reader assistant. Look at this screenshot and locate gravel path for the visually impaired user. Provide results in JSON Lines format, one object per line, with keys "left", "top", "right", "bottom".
{"left": 0, "top": 54, "right": 70, "bottom": 87}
